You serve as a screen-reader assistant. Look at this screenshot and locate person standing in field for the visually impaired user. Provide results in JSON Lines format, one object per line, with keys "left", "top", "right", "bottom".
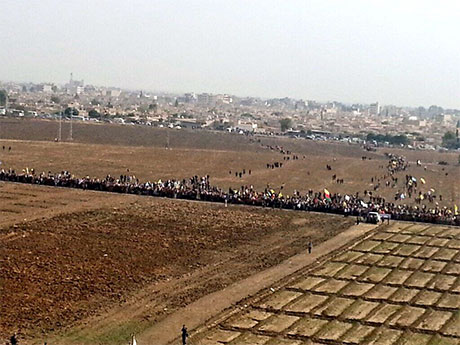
{"left": 308, "top": 241, "right": 313, "bottom": 254}
{"left": 181, "top": 325, "right": 189, "bottom": 345}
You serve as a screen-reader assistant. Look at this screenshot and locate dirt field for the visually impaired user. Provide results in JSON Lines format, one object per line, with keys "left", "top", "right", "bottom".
{"left": 0, "top": 183, "right": 353, "bottom": 344}
{"left": 193, "top": 222, "right": 460, "bottom": 345}
{"left": 0, "top": 118, "right": 458, "bottom": 207}
{"left": 0, "top": 118, "right": 459, "bottom": 344}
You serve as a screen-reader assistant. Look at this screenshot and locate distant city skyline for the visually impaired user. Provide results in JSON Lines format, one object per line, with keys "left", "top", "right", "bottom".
{"left": 3, "top": 77, "right": 459, "bottom": 112}
{"left": 1, "top": 1, "right": 459, "bottom": 108}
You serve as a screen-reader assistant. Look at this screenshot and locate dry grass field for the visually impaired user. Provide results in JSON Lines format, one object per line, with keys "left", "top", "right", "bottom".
{"left": 0, "top": 118, "right": 458, "bottom": 207}
{"left": 193, "top": 222, "right": 460, "bottom": 345}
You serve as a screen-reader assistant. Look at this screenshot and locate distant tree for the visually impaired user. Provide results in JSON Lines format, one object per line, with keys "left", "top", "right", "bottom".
{"left": 149, "top": 103, "right": 158, "bottom": 112}
{"left": 50, "top": 95, "right": 60, "bottom": 104}
{"left": 0, "top": 90, "right": 7, "bottom": 107}
{"left": 279, "top": 118, "right": 292, "bottom": 132}
{"left": 366, "top": 133, "right": 409, "bottom": 145}
{"left": 64, "top": 107, "right": 79, "bottom": 116}
{"left": 428, "top": 105, "right": 444, "bottom": 116}
{"left": 88, "top": 109, "right": 100, "bottom": 118}
{"left": 442, "top": 131, "right": 456, "bottom": 146}
{"left": 174, "top": 99, "right": 179, "bottom": 107}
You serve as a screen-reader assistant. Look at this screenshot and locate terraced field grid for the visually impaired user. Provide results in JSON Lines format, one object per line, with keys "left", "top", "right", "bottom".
{"left": 193, "top": 223, "right": 460, "bottom": 345}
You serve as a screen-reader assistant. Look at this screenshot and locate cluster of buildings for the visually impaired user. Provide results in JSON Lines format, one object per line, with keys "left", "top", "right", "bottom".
{"left": 0, "top": 77, "right": 459, "bottom": 149}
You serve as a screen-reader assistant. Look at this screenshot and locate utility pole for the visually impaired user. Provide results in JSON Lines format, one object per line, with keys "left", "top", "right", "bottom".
{"left": 68, "top": 108, "right": 73, "bottom": 141}
{"left": 58, "top": 111, "right": 62, "bottom": 141}
{"left": 166, "top": 129, "right": 170, "bottom": 149}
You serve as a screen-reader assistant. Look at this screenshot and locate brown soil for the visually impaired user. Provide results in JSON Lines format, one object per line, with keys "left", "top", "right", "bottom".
{"left": 0, "top": 119, "right": 458, "bottom": 207}
{"left": 0, "top": 187, "right": 353, "bottom": 343}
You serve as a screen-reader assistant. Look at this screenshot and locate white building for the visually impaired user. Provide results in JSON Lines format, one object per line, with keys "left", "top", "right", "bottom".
{"left": 369, "top": 102, "right": 380, "bottom": 116}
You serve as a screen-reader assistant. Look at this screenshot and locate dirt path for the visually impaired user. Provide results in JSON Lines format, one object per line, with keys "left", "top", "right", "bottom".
{"left": 136, "top": 223, "right": 378, "bottom": 345}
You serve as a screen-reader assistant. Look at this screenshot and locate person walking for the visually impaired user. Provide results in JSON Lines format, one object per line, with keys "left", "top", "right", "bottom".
{"left": 181, "top": 325, "right": 189, "bottom": 345}
{"left": 308, "top": 241, "right": 313, "bottom": 254}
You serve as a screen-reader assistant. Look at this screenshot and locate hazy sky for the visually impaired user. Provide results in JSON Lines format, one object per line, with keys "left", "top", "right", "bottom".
{"left": 1, "top": 0, "right": 459, "bottom": 108}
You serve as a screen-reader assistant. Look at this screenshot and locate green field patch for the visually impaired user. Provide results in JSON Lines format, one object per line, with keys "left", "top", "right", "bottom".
{"left": 396, "top": 331, "right": 432, "bottom": 345}
{"left": 228, "top": 332, "right": 270, "bottom": 345}
{"left": 354, "top": 253, "right": 384, "bottom": 265}
{"left": 360, "top": 267, "right": 392, "bottom": 283}
{"left": 332, "top": 250, "right": 364, "bottom": 263}
{"left": 285, "top": 317, "right": 329, "bottom": 337}
{"left": 431, "top": 248, "right": 458, "bottom": 261}
{"left": 352, "top": 240, "right": 382, "bottom": 252}
{"left": 335, "top": 264, "right": 369, "bottom": 279}
{"left": 288, "top": 276, "right": 325, "bottom": 290}
{"left": 283, "top": 292, "right": 328, "bottom": 313}
{"left": 392, "top": 244, "right": 422, "bottom": 256}
{"left": 446, "top": 239, "right": 460, "bottom": 249}
{"left": 311, "top": 262, "right": 347, "bottom": 277}
{"left": 314, "top": 320, "right": 353, "bottom": 341}
{"left": 340, "top": 300, "right": 379, "bottom": 320}
{"left": 444, "top": 263, "right": 460, "bottom": 275}
{"left": 258, "top": 290, "right": 303, "bottom": 310}
{"left": 372, "top": 241, "right": 399, "bottom": 254}
{"left": 426, "top": 237, "right": 450, "bottom": 247}
{"left": 412, "top": 290, "right": 442, "bottom": 306}
{"left": 265, "top": 338, "right": 304, "bottom": 345}
{"left": 340, "top": 323, "right": 376, "bottom": 343}
{"left": 414, "top": 310, "right": 453, "bottom": 332}
{"left": 404, "top": 271, "right": 435, "bottom": 288}
{"left": 313, "top": 278, "right": 348, "bottom": 293}
{"left": 222, "top": 310, "right": 268, "bottom": 329}
{"left": 437, "top": 228, "right": 459, "bottom": 239}
{"left": 420, "top": 260, "right": 447, "bottom": 273}
{"left": 402, "top": 224, "right": 429, "bottom": 234}
{"left": 405, "top": 235, "right": 430, "bottom": 245}
{"left": 312, "top": 296, "right": 355, "bottom": 317}
{"left": 364, "top": 284, "right": 398, "bottom": 300}
{"left": 371, "top": 232, "right": 395, "bottom": 241}
{"left": 442, "top": 311, "right": 460, "bottom": 336}
{"left": 428, "top": 335, "right": 459, "bottom": 345}
{"left": 437, "top": 293, "right": 460, "bottom": 309}
{"left": 399, "top": 257, "right": 425, "bottom": 270}
{"left": 421, "top": 226, "right": 447, "bottom": 237}
{"left": 361, "top": 327, "right": 403, "bottom": 345}
{"left": 388, "top": 287, "right": 419, "bottom": 303}
{"left": 425, "top": 274, "right": 457, "bottom": 291}
{"left": 383, "top": 269, "right": 413, "bottom": 285}
{"left": 389, "top": 305, "right": 426, "bottom": 327}
{"left": 200, "top": 329, "right": 241, "bottom": 344}
{"left": 340, "top": 281, "right": 375, "bottom": 297}
{"left": 376, "top": 255, "right": 405, "bottom": 268}
{"left": 258, "top": 314, "right": 300, "bottom": 333}
{"left": 387, "top": 233, "right": 412, "bottom": 243}
{"left": 366, "top": 303, "right": 401, "bottom": 324}
{"left": 412, "top": 246, "right": 439, "bottom": 259}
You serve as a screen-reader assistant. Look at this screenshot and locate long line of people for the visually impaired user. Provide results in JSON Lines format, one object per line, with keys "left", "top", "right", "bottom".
{"left": 0, "top": 167, "right": 458, "bottom": 226}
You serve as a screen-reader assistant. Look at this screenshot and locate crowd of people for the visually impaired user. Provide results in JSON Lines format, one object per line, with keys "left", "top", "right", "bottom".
{"left": 0, "top": 164, "right": 458, "bottom": 226}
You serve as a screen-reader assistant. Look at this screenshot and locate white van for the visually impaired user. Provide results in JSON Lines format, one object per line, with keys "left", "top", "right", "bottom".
{"left": 366, "top": 212, "right": 381, "bottom": 224}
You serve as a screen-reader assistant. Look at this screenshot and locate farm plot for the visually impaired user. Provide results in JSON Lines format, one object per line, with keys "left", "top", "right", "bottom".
{"left": 192, "top": 222, "right": 460, "bottom": 345}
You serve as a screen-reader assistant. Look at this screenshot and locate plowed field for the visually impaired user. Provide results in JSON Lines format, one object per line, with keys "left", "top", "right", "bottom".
{"left": 0, "top": 185, "right": 353, "bottom": 344}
